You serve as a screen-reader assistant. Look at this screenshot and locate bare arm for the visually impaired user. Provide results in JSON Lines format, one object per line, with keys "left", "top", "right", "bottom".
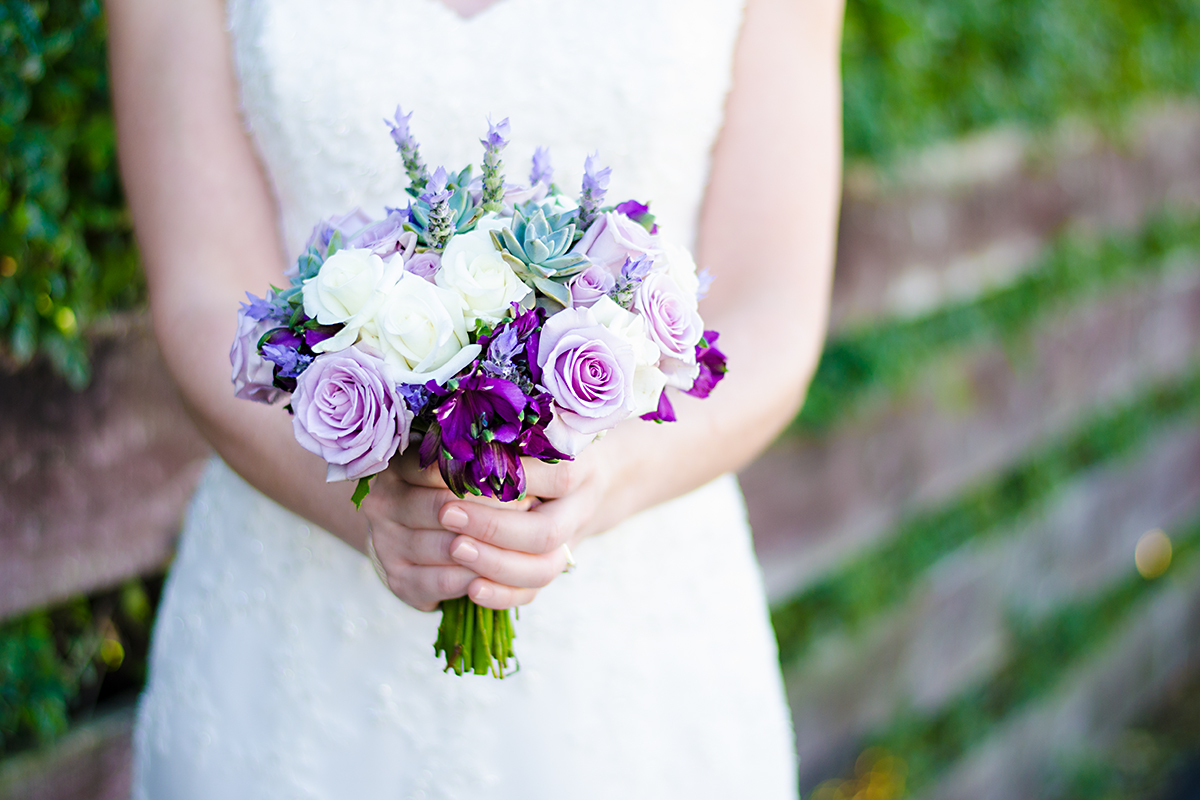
{"left": 107, "top": 0, "right": 494, "bottom": 610}
{"left": 425, "top": 0, "right": 846, "bottom": 604}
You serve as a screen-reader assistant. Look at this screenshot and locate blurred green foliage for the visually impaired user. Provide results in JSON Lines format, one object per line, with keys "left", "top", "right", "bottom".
{"left": 0, "top": 579, "right": 155, "bottom": 756}
{"left": 798, "top": 209, "right": 1200, "bottom": 432}
{"left": 859, "top": 513, "right": 1200, "bottom": 795}
{"left": 773, "top": 366, "right": 1200, "bottom": 667}
{"left": 842, "top": 0, "right": 1200, "bottom": 161}
{"left": 0, "top": 0, "right": 141, "bottom": 388}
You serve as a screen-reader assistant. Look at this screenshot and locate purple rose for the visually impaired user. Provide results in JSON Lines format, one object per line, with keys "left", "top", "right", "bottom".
{"left": 571, "top": 211, "right": 659, "bottom": 276}
{"left": 404, "top": 251, "right": 441, "bottom": 281}
{"left": 569, "top": 263, "right": 616, "bottom": 308}
{"left": 536, "top": 307, "right": 636, "bottom": 455}
{"left": 350, "top": 210, "right": 415, "bottom": 258}
{"left": 231, "top": 307, "right": 284, "bottom": 404}
{"left": 291, "top": 347, "right": 413, "bottom": 482}
{"left": 634, "top": 271, "right": 704, "bottom": 363}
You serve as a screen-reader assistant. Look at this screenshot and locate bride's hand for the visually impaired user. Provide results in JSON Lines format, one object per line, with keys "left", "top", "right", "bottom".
{"left": 398, "top": 447, "right": 618, "bottom": 610}
{"left": 361, "top": 450, "right": 536, "bottom": 612}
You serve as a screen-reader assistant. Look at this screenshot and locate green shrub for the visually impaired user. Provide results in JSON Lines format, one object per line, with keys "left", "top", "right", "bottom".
{"left": 0, "top": 0, "right": 141, "bottom": 388}
{"left": 842, "top": 0, "right": 1200, "bottom": 161}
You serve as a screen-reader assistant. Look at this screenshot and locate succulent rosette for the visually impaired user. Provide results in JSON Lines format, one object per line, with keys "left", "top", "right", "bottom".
{"left": 229, "top": 110, "right": 727, "bottom": 679}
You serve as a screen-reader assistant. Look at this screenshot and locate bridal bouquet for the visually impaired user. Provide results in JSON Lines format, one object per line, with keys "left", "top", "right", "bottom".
{"left": 230, "top": 110, "right": 727, "bottom": 678}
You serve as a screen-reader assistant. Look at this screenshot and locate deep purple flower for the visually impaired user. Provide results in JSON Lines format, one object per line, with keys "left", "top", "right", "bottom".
{"left": 684, "top": 331, "right": 728, "bottom": 399}
{"left": 304, "top": 325, "right": 339, "bottom": 349}
{"left": 614, "top": 199, "right": 659, "bottom": 234}
{"left": 530, "top": 146, "right": 553, "bottom": 186}
{"left": 291, "top": 347, "right": 413, "bottom": 482}
{"left": 398, "top": 383, "right": 431, "bottom": 416}
{"left": 419, "top": 373, "right": 534, "bottom": 501}
{"left": 640, "top": 390, "right": 676, "bottom": 422}
{"left": 433, "top": 373, "right": 527, "bottom": 461}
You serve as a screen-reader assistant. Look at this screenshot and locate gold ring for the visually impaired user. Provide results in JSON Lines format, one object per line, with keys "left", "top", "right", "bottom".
{"left": 562, "top": 543, "right": 577, "bottom": 574}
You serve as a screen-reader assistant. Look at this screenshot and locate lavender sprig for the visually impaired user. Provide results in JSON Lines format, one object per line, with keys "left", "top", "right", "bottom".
{"left": 576, "top": 152, "right": 611, "bottom": 235}
{"left": 609, "top": 255, "right": 654, "bottom": 308}
{"left": 480, "top": 117, "right": 510, "bottom": 213}
{"left": 422, "top": 167, "right": 455, "bottom": 249}
{"left": 530, "top": 146, "right": 553, "bottom": 186}
{"left": 385, "top": 106, "right": 430, "bottom": 192}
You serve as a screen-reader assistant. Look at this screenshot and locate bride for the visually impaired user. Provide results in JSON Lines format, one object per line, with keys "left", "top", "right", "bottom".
{"left": 107, "top": 0, "right": 843, "bottom": 795}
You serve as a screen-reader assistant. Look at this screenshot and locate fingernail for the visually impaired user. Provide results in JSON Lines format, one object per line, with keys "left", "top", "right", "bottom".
{"left": 442, "top": 506, "right": 469, "bottom": 531}
{"left": 451, "top": 539, "right": 479, "bottom": 563}
{"left": 472, "top": 584, "right": 493, "bottom": 601}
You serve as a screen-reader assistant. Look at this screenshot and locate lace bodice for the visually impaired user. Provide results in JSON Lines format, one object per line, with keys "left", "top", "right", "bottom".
{"left": 227, "top": 0, "right": 745, "bottom": 263}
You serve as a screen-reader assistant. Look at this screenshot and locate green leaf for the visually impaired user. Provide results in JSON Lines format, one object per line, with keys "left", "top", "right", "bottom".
{"left": 351, "top": 476, "right": 372, "bottom": 510}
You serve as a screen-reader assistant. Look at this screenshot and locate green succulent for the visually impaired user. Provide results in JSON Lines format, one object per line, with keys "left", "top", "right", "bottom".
{"left": 491, "top": 203, "right": 589, "bottom": 307}
{"left": 406, "top": 166, "right": 484, "bottom": 249}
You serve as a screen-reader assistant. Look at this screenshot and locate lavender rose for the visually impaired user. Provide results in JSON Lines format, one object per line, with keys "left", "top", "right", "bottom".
{"left": 230, "top": 307, "right": 283, "bottom": 404}
{"left": 291, "top": 347, "right": 413, "bottom": 482}
{"left": 405, "top": 251, "right": 441, "bottom": 281}
{"left": 569, "top": 263, "right": 616, "bottom": 308}
{"left": 349, "top": 210, "right": 414, "bottom": 258}
{"left": 536, "top": 307, "right": 636, "bottom": 455}
{"left": 571, "top": 210, "right": 659, "bottom": 276}
{"left": 634, "top": 271, "right": 704, "bottom": 363}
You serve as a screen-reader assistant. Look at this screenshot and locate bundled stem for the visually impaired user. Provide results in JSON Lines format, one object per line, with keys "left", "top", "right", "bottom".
{"left": 434, "top": 596, "right": 517, "bottom": 678}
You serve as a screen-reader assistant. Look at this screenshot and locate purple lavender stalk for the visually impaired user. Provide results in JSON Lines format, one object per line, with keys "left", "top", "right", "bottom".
{"left": 385, "top": 106, "right": 430, "bottom": 191}
{"left": 576, "top": 152, "right": 611, "bottom": 235}
{"left": 530, "top": 146, "right": 553, "bottom": 186}
{"left": 480, "top": 117, "right": 510, "bottom": 213}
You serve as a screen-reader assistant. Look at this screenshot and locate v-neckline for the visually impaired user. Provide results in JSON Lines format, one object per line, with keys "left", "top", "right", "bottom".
{"left": 433, "top": 0, "right": 509, "bottom": 20}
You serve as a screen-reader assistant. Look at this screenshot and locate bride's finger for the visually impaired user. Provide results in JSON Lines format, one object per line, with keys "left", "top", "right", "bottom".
{"left": 439, "top": 499, "right": 569, "bottom": 555}
{"left": 520, "top": 457, "right": 579, "bottom": 500}
{"left": 466, "top": 577, "right": 539, "bottom": 610}
{"left": 387, "top": 564, "right": 477, "bottom": 613}
{"left": 373, "top": 527, "right": 458, "bottom": 567}
{"left": 448, "top": 534, "right": 568, "bottom": 589}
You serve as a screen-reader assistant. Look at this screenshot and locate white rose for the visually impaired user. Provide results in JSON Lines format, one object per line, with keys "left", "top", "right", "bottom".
{"left": 369, "top": 271, "right": 481, "bottom": 385}
{"left": 302, "top": 248, "right": 386, "bottom": 325}
{"left": 589, "top": 296, "right": 667, "bottom": 416}
{"left": 659, "top": 240, "right": 701, "bottom": 309}
{"left": 309, "top": 255, "right": 406, "bottom": 356}
{"left": 436, "top": 228, "right": 532, "bottom": 327}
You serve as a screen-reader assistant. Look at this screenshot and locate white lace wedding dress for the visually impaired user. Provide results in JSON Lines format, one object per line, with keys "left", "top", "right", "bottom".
{"left": 132, "top": 0, "right": 797, "bottom": 797}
